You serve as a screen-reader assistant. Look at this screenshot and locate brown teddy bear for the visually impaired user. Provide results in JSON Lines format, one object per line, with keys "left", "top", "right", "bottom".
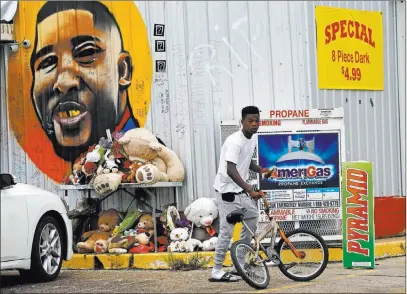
{"left": 136, "top": 214, "right": 154, "bottom": 236}
{"left": 77, "top": 208, "right": 123, "bottom": 253}
{"left": 93, "top": 172, "right": 123, "bottom": 196}
{"left": 117, "top": 128, "right": 185, "bottom": 184}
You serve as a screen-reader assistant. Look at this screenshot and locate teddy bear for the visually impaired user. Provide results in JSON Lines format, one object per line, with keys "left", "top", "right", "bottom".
{"left": 128, "top": 232, "right": 155, "bottom": 254}
{"left": 94, "top": 239, "right": 108, "bottom": 254}
{"left": 135, "top": 163, "right": 168, "bottom": 184}
{"left": 185, "top": 238, "right": 203, "bottom": 252}
{"left": 167, "top": 227, "right": 202, "bottom": 252}
{"left": 184, "top": 197, "right": 220, "bottom": 251}
{"left": 136, "top": 214, "right": 154, "bottom": 236}
{"left": 156, "top": 144, "right": 185, "bottom": 182}
{"left": 93, "top": 172, "right": 123, "bottom": 196}
{"left": 118, "top": 128, "right": 162, "bottom": 162}
{"left": 117, "top": 128, "right": 184, "bottom": 184}
{"left": 168, "top": 227, "right": 189, "bottom": 252}
{"left": 202, "top": 237, "right": 218, "bottom": 251}
{"left": 76, "top": 208, "right": 122, "bottom": 253}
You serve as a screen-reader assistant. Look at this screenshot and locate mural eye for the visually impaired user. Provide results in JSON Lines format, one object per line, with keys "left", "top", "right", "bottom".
{"left": 74, "top": 45, "right": 104, "bottom": 65}
{"left": 37, "top": 55, "right": 58, "bottom": 73}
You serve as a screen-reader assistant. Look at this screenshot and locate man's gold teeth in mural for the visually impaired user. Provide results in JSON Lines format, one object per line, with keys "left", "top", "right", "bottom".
{"left": 58, "top": 110, "right": 81, "bottom": 118}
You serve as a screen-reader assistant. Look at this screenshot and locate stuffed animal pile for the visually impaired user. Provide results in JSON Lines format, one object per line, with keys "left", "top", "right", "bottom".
{"left": 76, "top": 210, "right": 162, "bottom": 254}
{"left": 74, "top": 197, "right": 222, "bottom": 255}
{"left": 62, "top": 128, "right": 185, "bottom": 196}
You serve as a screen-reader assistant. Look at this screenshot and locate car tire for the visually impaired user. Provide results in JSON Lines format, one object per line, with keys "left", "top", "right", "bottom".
{"left": 19, "top": 215, "right": 65, "bottom": 283}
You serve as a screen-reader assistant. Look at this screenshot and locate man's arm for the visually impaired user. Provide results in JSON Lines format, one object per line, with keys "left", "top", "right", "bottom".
{"left": 227, "top": 162, "right": 262, "bottom": 199}
{"left": 249, "top": 160, "right": 263, "bottom": 174}
{"left": 227, "top": 161, "right": 252, "bottom": 192}
{"left": 250, "top": 160, "right": 271, "bottom": 175}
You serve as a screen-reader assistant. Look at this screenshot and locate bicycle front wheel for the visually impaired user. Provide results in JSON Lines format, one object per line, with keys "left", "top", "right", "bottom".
{"left": 230, "top": 240, "right": 270, "bottom": 289}
{"left": 276, "top": 228, "right": 328, "bottom": 282}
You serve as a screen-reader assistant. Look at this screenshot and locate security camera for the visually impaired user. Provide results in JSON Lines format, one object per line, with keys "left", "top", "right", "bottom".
{"left": 22, "top": 40, "right": 31, "bottom": 49}
{"left": 9, "top": 44, "right": 19, "bottom": 53}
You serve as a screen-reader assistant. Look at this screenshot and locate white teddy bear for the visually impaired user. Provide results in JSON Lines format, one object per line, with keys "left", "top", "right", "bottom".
{"left": 184, "top": 197, "right": 219, "bottom": 228}
{"left": 168, "top": 227, "right": 189, "bottom": 253}
{"left": 185, "top": 239, "right": 203, "bottom": 252}
{"left": 202, "top": 237, "right": 218, "bottom": 251}
{"left": 184, "top": 197, "right": 219, "bottom": 251}
{"left": 168, "top": 227, "right": 203, "bottom": 252}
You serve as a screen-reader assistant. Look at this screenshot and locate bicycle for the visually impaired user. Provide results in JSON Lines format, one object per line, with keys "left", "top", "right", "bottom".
{"left": 228, "top": 190, "right": 329, "bottom": 289}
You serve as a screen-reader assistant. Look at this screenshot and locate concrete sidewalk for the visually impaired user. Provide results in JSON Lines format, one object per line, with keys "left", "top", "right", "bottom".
{"left": 62, "top": 236, "right": 405, "bottom": 270}
{"left": 3, "top": 257, "right": 405, "bottom": 293}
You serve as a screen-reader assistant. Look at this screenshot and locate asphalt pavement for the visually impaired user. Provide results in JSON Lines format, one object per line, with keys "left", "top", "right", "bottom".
{"left": 1, "top": 257, "right": 405, "bottom": 293}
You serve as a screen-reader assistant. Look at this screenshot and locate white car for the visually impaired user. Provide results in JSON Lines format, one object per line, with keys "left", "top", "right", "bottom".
{"left": 1, "top": 173, "right": 73, "bottom": 282}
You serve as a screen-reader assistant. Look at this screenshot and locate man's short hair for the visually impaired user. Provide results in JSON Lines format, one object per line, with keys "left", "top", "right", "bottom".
{"left": 31, "top": 1, "right": 124, "bottom": 71}
{"left": 242, "top": 106, "right": 260, "bottom": 119}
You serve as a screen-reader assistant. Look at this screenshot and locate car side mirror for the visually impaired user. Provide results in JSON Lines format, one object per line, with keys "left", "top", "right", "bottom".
{"left": 0, "top": 173, "right": 16, "bottom": 188}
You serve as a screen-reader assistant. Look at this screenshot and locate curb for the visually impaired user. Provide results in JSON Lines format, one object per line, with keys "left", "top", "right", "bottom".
{"left": 62, "top": 239, "right": 405, "bottom": 270}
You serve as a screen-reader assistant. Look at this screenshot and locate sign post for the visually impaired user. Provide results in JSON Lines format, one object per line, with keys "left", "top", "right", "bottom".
{"left": 342, "top": 161, "right": 375, "bottom": 269}
{"left": 315, "top": 6, "right": 384, "bottom": 90}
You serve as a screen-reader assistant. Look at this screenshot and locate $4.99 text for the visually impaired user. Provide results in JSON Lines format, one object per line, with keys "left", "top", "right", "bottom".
{"left": 342, "top": 66, "right": 361, "bottom": 81}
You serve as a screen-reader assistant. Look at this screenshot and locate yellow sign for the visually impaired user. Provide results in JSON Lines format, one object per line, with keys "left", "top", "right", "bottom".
{"left": 315, "top": 6, "right": 384, "bottom": 90}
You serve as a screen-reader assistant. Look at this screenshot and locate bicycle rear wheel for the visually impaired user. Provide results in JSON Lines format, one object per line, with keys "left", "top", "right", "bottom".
{"left": 276, "top": 228, "right": 328, "bottom": 282}
{"left": 230, "top": 240, "right": 270, "bottom": 289}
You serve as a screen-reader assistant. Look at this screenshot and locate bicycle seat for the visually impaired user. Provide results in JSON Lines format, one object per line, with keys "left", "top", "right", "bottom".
{"left": 226, "top": 208, "right": 247, "bottom": 224}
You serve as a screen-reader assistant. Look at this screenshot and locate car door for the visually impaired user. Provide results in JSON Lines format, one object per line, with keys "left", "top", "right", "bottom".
{"left": 1, "top": 186, "right": 29, "bottom": 262}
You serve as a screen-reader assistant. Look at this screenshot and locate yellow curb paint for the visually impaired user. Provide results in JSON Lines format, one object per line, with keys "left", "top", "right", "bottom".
{"left": 328, "top": 248, "right": 343, "bottom": 262}
{"left": 95, "top": 254, "right": 131, "bottom": 269}
{"left": 62, "top": 240, "right": 406, "bottom": 270}
{"left": 131, "top": 252, "right": 233, "bottom": 269}
{"left": 62, "top": 254, "right": 94, "bottom": 269}
{"left": 132, "top": 253, "right": 169, "bottom": 269}
{"left": 375, "top": 240, "right": 406, "bottom": 258}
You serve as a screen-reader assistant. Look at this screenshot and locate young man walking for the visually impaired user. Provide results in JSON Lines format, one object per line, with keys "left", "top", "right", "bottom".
{"left": 210, "top": 106, "right": 269, "bottom": 282}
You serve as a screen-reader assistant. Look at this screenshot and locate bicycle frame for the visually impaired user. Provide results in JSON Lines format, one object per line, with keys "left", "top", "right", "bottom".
{"left": 240, "top": 192, "right": 306, "bottom": 263}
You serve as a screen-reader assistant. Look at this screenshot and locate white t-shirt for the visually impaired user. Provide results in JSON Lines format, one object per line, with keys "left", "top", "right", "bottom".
{"left": 213, "top": 130, "right": 257, "bottom": 194}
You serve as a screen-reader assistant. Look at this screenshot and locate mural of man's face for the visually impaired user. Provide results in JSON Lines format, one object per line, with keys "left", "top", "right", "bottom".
{"left": 31, "top": 8, "right": 132, "bottom": 161}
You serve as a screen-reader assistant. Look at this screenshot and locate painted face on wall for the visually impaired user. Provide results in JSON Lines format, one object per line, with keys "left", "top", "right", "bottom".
{"left": 30, "top": 3, "right": 132, "bottom": 162}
